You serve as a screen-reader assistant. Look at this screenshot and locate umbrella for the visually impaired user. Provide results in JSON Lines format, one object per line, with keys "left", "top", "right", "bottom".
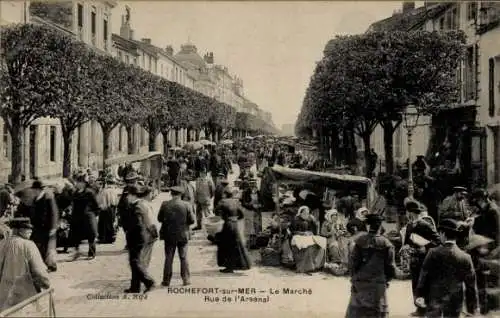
{"left": 200, "top": 139, "right": 215, "bottom": 146}
{"left": 170, "top": 146, "right": 182, "bottom": 151}
{"left": 465, "top": 234, "right": 494, "bottom": 251}
{"left": 183, "top": 141, "right": 203, "bottom": 150}
{"left": 219, "top": 139, "right": 233, "bottom": 145}
{"left": 245, "top": 136, "right": 254, "bottom": 140}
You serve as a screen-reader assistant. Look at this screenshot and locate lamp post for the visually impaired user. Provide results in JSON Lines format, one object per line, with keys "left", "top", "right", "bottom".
{"left": 403, "top": 107, "right": 420, "bottom": 198}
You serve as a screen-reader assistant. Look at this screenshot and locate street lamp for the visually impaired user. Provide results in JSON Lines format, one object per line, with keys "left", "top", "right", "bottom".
{"left": 403, "top": 106, "right": 420, "bottom": 198}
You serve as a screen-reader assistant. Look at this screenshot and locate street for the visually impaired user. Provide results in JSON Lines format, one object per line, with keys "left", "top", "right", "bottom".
{"left": 49, "top": 168, "right": 415, "bottom": 318}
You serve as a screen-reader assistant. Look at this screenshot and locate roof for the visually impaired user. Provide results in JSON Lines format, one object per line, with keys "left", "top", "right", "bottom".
{"left": 112, "top": 33, "right": 140, "bottom": 56}
{"left": 174, "top": 42, "right": 207, "bottom": 70}
{"left": 367, "top": 3, "right": 453, "bottom": 32}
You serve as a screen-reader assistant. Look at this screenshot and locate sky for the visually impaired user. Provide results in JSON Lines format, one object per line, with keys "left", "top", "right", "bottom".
{"left": 111, "top": 1, "right": 409, "bottom": 128}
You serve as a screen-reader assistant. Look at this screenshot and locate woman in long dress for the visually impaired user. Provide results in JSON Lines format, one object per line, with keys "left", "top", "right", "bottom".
{"left": 321, "top": 208, "right": 349, "bottom": 265}
{"left": 290, "top": 206, "right": 326, "bottom": 273}
{"left": 215, "top": 188, "right": 252, "bottom": 273}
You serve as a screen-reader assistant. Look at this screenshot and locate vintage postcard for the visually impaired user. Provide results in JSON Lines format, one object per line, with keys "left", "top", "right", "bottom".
{"left": 0, "top": 0, "right": 499, "bottom": 317}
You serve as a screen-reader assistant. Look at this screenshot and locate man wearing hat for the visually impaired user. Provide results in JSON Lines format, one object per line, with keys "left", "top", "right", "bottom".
{"left": 346, "top": 213, "right": 396, "bottom": 318}
{"left": 0, "top": 218, "right": 50, "bottom": 311}
{"left": 415, "top": 218, "right": 478, "bottom": 318}
{"left": 438, "top": 186, "right": 471, "bottom": 225}
{"left": 117, "top": 170, "right": 140, "bottom": 250}
{"left": 157, "top": 185, "right": 195, "bottom": 287}
{"left": 123, "top": 184, "right": 156, "bottom": 293}
{"left": 402, "top": 199, "right": 441, "bottom": 317}
{"left": 194, "top": 169, "right": 215, "bottom": 230}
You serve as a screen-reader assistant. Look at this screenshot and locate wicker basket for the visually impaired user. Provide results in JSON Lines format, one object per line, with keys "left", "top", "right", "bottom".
{"left": 204, "top": 216, "right": 223, "bottom": 236}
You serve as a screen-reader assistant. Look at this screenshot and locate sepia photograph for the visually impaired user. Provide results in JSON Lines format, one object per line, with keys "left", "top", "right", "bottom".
{"left": 0, "top": 0, "right": 499, "bottom": 317}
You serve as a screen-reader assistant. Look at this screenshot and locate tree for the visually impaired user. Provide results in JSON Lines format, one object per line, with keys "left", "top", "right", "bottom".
{"left": 140, "top": 75, "right": 169, "bottom": 152}
{"left": 0, "top": 24, "right": 72, "bottom": 183}
{"left": 367, "top": 31, "right": 465, "bottom": 174}
{"left": 88, "top": 55, "right": 138, "bottom": 168}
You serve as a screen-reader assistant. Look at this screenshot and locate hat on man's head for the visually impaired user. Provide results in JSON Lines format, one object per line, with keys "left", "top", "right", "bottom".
{"left": 169, "top": 186, "right": 185, "bottom": 195}
{"left": 453, "top": 186, "right": 468, "bottom": 193}
{"left": 31, "top": 178, "right": 45, "bottom": 189}
{"left": 128, "top": 184, "right": 151, "bottom": 197}
{"left": 405, "top": 200, "right": 426, "bottom": 214}
{"left": 8, "top": 217, "right": 33, "bottom": 229}
{"left": 217, "top": 173, "right": 225, "bottom": 177}
{"left": 365, "top": 213, "right": 385, "bottom": 225}
{"left": 125, "top": 171, "right": 139, "bottom": 182}
{"left": 438, "top": 218, "right": 462, "bottom": 233}
{"left": 74, "top": 173, "right": 89, "bottom": 183}
{"left": 220, "top": 179, "right": 230, "bottom": 185}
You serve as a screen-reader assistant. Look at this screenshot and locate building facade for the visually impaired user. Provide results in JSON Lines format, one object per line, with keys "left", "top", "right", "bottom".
{"left": 368, "top": 1, "right": 500, "bottom": 186}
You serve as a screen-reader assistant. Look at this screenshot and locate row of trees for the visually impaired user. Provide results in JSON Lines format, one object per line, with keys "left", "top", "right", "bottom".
{"left": 295, "top": 30, "right": 466, "bottom": 177}
{"left": 0, "top": 23, "right": 275, "bottom": 183}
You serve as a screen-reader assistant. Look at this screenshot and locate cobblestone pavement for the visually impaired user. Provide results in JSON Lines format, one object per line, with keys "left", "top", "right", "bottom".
{"left": 48, "top": 167, "right": 417, "bottom": 318}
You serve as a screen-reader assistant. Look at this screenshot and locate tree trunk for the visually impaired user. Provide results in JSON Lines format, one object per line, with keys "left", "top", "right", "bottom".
{"left": 102, "top": 128, "right": 112, "bottom": 169}
{"left": 362, "top": 133, "right": 372, "bottom": 178}
{"left": 187, "top": 128, "right": 192, "bottom": 142}
{"left": 62, "top": 129, "right": 73, "bottom": 178}
{"left": 161, "top": 130, "right": 170, "bottom": 157}
{"left": 148, "top": 131, "right": 157, "bottom": 152}
{"left": 211, "top": 126, "right": 217, "bottom": 142}
{"left": 174, "top": 129, "right": 179, "bottom": 146}
{"left": 126, "top": 125, "right": 134, "bottom": 154}
{"left": 383, "top": 120, "right": 397, "bottom": 175}
{"left": 195, "top": 129, "right": 200, "bottom": 141}
{"left": 10, "top": 121, "right": 23, "bottom": 184}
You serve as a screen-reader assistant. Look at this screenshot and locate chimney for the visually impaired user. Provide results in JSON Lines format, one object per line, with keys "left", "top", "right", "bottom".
{"left": 204, "top": 52, "right": 214, "bottom": 64}
{"left": 141, "top": 38, "right": 151, "bottom": 44}
{"left": 165, "top": 45, "right": 174, "bottom": 56}
{"left": 402, "top": 1, "right": 415, "bottom": 13}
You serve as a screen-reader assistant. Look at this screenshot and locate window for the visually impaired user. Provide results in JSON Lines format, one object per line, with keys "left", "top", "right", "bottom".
{"left": 3, "top": 125, "right": 9, "bottom": 159}
{"left": 125, "top": 55, "right": 129, "bottom": 64}
{"left": 118, "top": 51, "right": 123, "bottom": 61}
{"left": 468, "top": 2, "right": 477, "bottom": 20}
{"left": 119, "top": 126, "right": 124, "bottom": 151}
{"left": 91, "top": 7, "right": 96, "bottom": 35}
{"left": 489, "top": 58, "right": 495, "bottom": 117}
{"left": 148, "top": 55, "right": 152, "bottom": 71}
{"left": 49, "top": 126, "right": 56, "bottom": 162}
{"left": 103, "top": 15, "right": 108, "bottom": 44}
{"left": 91, "top": 121, "right": 97, "bottom": 153}
{"left": 439, "top": 17, "right": 445, "bottom": 30}
{"left": 133, "top": 57, "right": 137, "bottom": 65}
{"left": 77, "top": 3, "right": 83, "bottom": 28}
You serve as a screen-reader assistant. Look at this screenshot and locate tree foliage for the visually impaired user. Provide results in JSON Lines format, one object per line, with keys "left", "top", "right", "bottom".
{"left": 296, "top": 30, "right": 465, "bottom": 175}
{"left": 0, "top": 23, "right": 275, "bottom": 180}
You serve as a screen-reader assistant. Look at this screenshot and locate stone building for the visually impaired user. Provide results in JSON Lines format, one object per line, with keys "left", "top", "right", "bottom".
{"left": 367, "top": 1, "right": 500, "bottom": 186}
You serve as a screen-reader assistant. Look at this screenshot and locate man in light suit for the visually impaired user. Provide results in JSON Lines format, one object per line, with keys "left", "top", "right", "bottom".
{"left": 158, "top": 186, "right": 195, "bottom": 287}
{"left": 415, "top": 218, "right": 478, "bottom": 318}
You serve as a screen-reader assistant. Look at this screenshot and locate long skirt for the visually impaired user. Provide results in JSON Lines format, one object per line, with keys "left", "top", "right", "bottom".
{"left": 327, "top": 236, "right": 349, "bottom": 265}
{"left": 291, "top": 244, "right": 326, "bottom": 273}
{"left": 98, "top": 207, "right": 117, "bottom": 244}
{"left": 216, "top": 219, "right": 251, "bottom": 270}
{"left": 345, "top": 281, "right": 388, "bottom": 318}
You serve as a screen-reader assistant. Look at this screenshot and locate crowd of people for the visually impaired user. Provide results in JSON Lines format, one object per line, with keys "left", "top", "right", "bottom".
{"left": 0, "top": 135, "right": 498, "bottom": 318}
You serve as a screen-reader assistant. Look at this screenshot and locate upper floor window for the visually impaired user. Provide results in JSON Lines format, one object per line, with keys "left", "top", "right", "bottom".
{"left": 467, "top": 2, "right": 477, "bottom": 21}
{"left": 3, "top": 125, "right": 9, "bottom": 159}
{"left": 125, "top": 55, "right": 130, "bottom": 64}
{"left": 118, "top": 51, "right": 123, "bottom": 61}
{"left": 49, "top": 126, "right": 56, "bottom": 162}
{"left": 489, "top": 57, "right": 495, "bottom": 117}
{"left": 103, "top": 14, "right": 108, "bottom": 43}
{"left": 91, "top": 6, "right": 96, "bottom": 35}
{"left": 77, "top": 3, "right": 83, "bottom": 28}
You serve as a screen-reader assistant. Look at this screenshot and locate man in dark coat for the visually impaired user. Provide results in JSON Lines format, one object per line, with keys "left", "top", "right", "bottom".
{"left": 157, "top": 186, "right": 195, "bottom": 287}
{"left": 403, "top": 200, "right": 441, "bottom": 317}
{"left": 346, "top": 214, "right": 396, "bottom": 318}
{"left": 123, "top": 185, "right": 156, "bottom": 293}
{"left": 470, "top": 188, "right": 500, "bottom": 248}
{"left": 117, "top": 171, "right": 140, "bottom": 250}
{"left": 214, "top": 175, "right": 229, "bottom": 210}
{"left": 166, "top": 157, "right": 181, "bottom": 187}
{"left": 29, "top": 180, "right": 59, "bottom": 272}
{"left": 415, "top": 218, "right": 478, "bottom": 318}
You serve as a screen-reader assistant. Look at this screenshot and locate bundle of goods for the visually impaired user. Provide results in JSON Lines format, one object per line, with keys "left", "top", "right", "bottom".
{"left": 204, "top": 216, "right": 224, "bottom": 238}
{"left": 260, "top": 234, "right": 281, "bottom": 266}
{"left": 324, "top": 263, "right": 348, "bottom": 276}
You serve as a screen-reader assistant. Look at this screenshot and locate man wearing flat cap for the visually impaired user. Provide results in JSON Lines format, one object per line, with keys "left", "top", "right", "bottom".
{"left": 402, "top": 199, "right": 440, "bottom": 316}
{"left": 346, "top": 212, "right": 396, "bottom": 318}
{"left": 438, "top": 186, "right": 471, "bottom": 225}
{"left": 470, "top": 188, "right": 500, "bottom": 249}
{"left": 0, "top": 218, "right": 50, "bottom": 311}
{"left": 157, "top": 185, "right": 195, "bottom": 287}
{"left": 415, "top": 218, "right": 478, "bottom": 318}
